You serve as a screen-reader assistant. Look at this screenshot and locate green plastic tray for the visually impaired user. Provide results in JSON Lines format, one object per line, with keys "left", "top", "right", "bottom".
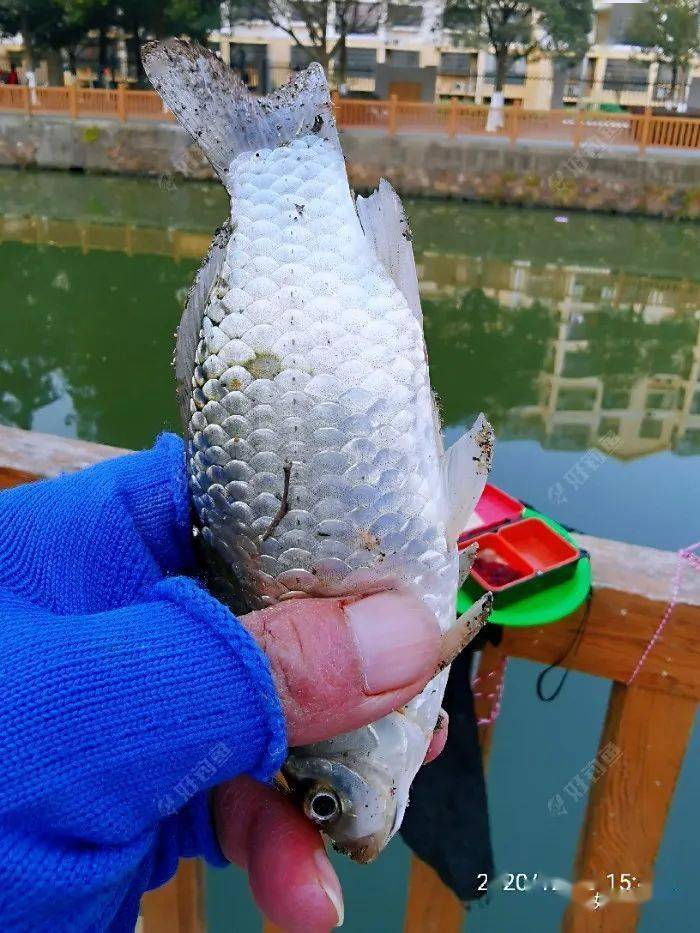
{"left": 456, "top": 507, "right": 591, "bottom": 627}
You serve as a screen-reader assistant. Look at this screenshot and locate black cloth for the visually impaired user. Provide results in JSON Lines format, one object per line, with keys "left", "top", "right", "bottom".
{"left": 400, "top": 644, "right": 494, "bottom": 901}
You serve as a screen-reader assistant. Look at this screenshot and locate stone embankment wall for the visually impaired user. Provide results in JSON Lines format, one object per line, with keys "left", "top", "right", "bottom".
{"left": 1, "top": 114, "right": 699, "bottom": 218}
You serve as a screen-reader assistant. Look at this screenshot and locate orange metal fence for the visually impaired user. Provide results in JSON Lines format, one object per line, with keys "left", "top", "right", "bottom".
{"left": 1, "top": 84, "right": 699, "bottom": 152}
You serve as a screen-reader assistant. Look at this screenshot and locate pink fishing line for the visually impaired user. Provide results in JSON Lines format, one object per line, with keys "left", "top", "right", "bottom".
{"left": 626, "top": 540, "right": 700, "bottom": 686}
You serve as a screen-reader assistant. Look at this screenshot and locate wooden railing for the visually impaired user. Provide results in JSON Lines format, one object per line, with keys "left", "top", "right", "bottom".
{"left": 0, "top": 84, "right": 174, "bottom": 122}
{"left": 0, "top": 424, "right": 698, "bottom": 933}
{"left": 1, "top": 84, "right": 700, "bottom": 152}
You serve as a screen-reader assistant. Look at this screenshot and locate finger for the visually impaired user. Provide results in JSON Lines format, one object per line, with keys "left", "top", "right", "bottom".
{"left": 215, "top": 776, "right": 343, "bottom": 932}
{"left": 240, "top": 591, "right": 491, "bottom": 746}
{"left": 424, "top": 709, "right": 449, "bottom": 763}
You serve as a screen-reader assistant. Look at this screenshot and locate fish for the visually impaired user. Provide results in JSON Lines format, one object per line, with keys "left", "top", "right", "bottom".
{"left": 142, "top": 39, "right": 494, "bottom": 862}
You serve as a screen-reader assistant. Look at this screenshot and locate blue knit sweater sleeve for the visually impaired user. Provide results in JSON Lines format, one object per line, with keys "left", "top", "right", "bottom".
{"left": 0, "top": 435, "right": 287, "bottom": 932}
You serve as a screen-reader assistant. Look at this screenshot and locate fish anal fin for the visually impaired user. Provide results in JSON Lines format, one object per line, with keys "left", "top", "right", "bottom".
{"left": 444, "top": 414, "right": 494, "bottom": 542}
{"left": 458, "top": 542, "right": 479, "bottom": 589}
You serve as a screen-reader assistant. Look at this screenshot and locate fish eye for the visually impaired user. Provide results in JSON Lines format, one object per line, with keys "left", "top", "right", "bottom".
{"left": 303, "top": 785, "right": 343, "bottom": 827}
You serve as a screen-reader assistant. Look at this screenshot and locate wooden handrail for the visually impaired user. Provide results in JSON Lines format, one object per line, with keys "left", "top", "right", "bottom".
{"left": 0, "top": 423, "right": 697, "bottom": 932}
{"left": 1, "top": 84, "right": 700, "bottom": 151}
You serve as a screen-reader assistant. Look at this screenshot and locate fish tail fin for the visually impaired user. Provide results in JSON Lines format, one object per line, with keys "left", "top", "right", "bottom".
{"left": 142, "top": 39, "right": 338, "bottom": 186}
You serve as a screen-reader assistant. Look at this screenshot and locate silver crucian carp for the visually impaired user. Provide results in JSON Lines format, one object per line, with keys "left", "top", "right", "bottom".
{"left": 143, "top": 38, "right": 494, "bottom": 862}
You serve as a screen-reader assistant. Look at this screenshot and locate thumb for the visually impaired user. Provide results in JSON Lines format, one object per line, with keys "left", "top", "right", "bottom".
{"left": 240, "top": 591, "right": 491, "bottom": 746}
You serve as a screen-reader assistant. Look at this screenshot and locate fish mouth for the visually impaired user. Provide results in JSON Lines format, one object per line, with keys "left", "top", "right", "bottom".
{"left": 330, "top": 833, "right": 384, "bottom": 864}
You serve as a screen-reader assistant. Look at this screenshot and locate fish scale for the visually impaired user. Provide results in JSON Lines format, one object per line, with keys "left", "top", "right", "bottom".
{"left": 189, "top": 135, "right": 449, "bottom": 622}
{"left": 144, "top": 39, "right": 494, "bottom": 861}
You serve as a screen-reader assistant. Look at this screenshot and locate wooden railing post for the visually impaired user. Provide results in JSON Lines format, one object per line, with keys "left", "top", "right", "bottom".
{"left": 23, "top": 85, "right": 31, "bottom": 117}
{"left": 141, "top": 861, "right": 204, "bottom": 933}
{"left": 563, "top": 682, "right": 695, "bottom": 931}
{"left": 388, "top": 94, "right": 398, "bottom": 136}
{"left": 262, "top": 921, "right": 285, "bottom": 933}
{"left": 405, "top": 858, "right": 464, "bottom": 933}
{"left": 68, "top": 83, "right": 78, "bottom": 120}
{"left": 448, "top": 96, "right": 458, "bottom": 138}
{"left": 639, "top": 105, "right": 652, "bottom": 154}
{"left": 117, "top": 83, "right": 127, "bottom": 122}
{"left": 403, "top": 639, "right": 506, "bottom": 932}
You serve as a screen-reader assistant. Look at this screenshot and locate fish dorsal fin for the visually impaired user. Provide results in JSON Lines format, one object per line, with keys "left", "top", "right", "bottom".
{"left": 142, "top": 39, "right": 338, "bottom": 185}
{"left": 356, "top": 179, "right": 422, "bottom": 322}
{"left": 175, "top": 220, "right": 232, "bottom": 428}
{"left": 444, "top": 414, "right": 494, "bottom": 542}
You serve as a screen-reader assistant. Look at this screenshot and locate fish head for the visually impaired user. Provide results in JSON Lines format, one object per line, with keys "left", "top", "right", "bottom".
{"left": 282, "top": 710, "right": 427, "bottom": 862}
{"left": 283, "top": 751, "right": 397, "bottom": 862}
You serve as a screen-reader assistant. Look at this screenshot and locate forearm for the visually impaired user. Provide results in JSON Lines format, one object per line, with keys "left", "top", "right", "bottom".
{"left": 0, "top": 582, "right": 286, "bottom": 930}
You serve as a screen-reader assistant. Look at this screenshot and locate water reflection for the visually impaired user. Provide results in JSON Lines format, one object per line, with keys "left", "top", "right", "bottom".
{"left": 421, "top": 272, "right": 700, "bottom": 459}
{"left": 1, "top": 191, "right": 699, "bottom": 461}
{"left": 0, "top": 238, "right": 192, "bottom": 449}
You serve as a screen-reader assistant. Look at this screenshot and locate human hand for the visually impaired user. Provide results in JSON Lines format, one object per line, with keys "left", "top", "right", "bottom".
{"left": 0, "top": 434, "right": 465, "bottom": 933}
{"left": 214, "top": 591, "right": 471, "bottom": 932}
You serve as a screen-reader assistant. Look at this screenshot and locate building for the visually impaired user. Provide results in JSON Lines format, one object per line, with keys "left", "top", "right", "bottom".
{"left": 417, "top": 249, "right": 700, "bottom": 457}
{"left": 212, "top": 0, "right": 700, "bottom": 109}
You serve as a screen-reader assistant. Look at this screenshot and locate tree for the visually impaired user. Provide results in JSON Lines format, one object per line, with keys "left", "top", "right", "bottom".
{"left": 440, "top": 0, "right": 593, "bottom": 126}
{"left": 226, "top": 1, "right": 384, "bottom": 78}
{"left": 0, "top": 0, "right": 220, "bottom": 86}
{"left": 0, "top": 0, "right": 83, "bottom": 73}
{"left": 65, "top": 0, "right": 118, "bottom": 79}
{"left": 119, "top": 0, "right": 220, "bottom": 84}
{"left": 334, "top": 1, "right": 383, "bottom": 83}
{"left": 627, "top": 0, "right": 700, "bottom": 103}
{"left": 0, "top": 0, "right": 104, "bottom": 83}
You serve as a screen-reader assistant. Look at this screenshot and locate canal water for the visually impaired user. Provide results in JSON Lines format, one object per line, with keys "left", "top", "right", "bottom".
{"left": 1, "top": 169, "right": 697, "bottom": 931}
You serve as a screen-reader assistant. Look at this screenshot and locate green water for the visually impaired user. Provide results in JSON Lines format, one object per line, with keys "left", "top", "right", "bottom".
{"left": 1, "top": 169, "right": 698, "bottom": 931}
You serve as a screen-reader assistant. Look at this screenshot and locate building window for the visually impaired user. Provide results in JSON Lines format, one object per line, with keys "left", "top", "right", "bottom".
{"left": 338, "top": 3, "right": 382, "bottom": 34}
{"left": 606, "top": 4, "right": 641, "bottom": 44}
{"left": 548, "top": 424, "right": 591, "bottom": 450}
{"left": 561, "top": 351, "right": 595, "bottom": 378}
{"left": 443, "top": 6, "right": 480, "bottom": 30}
{"left": 603, "top": 59, "right": 650, "bottom": 93}
{"left": 679, "top": 428, "right": 700, "bottom": 453}
{"left": 229, "top": 43, "right": 268, "bottom": 91}
{"left": 602, "top": 386, "right": 631, "bottom": 409}
{"left": 228, "top": 2, "right": 268, "bottom": 22}
{"left": 484, "top": 54, "right": 526, "bottom": 85}
{"left": 690, "top": 391, "right": 700, "bottom": 415}
{"left": 599, "top": 416, "right": 620, "bottom": 436}
{"left": 290, "top": 46, "right": 314, "bottom": 70}
{"left": 387, "top": 4, "right": 423, "bottom": 27}
{"left": 439, "top": 52, "right": 474, "bottom": 76}
{"left": 386, "top": 49, "right": 420, "bottom": 68}
{"left": 655, "top": 63, "right": 688, "bottom": 101}
{"left": 556, "top": 388, "right": 597, "bottom": 411}
{"left": 646, "top": 389, "right": 678, "bottom": 411}
{"left": 336, "top": 47, "right": 378, "bottom": 77}
{"left": 640, "top": 416, "right": 664, "bottom": 439}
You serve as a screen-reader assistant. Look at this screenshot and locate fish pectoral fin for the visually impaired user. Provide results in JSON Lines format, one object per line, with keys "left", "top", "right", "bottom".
{"left": 356, "top": 179, "right": 422, "bottom": 323}
{"left": 444, "top": 413, "right": 494, "bottom": 542}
